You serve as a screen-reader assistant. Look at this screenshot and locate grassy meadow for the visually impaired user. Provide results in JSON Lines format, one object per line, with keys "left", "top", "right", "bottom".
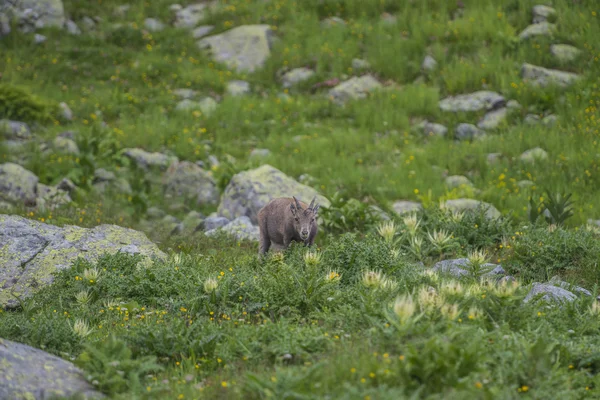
{"left": 2, "top": 0, "right": 600, "bottom": 398}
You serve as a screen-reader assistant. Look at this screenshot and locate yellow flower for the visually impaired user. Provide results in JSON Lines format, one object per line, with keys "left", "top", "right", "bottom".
{"left": 221, "top": 381, "right": 228, "bottom": 388}
{"left": 475, "top": 382, "right": 483, "bottom": 389}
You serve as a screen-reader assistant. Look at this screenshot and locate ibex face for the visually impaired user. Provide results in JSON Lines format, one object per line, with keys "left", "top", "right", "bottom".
{"left": 290, "top": 196, "right": 320, "bottom": 240}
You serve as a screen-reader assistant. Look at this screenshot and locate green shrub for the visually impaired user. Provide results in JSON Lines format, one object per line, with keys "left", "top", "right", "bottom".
{"left": 0, "top": 84, "right": 57, "bottom": 124}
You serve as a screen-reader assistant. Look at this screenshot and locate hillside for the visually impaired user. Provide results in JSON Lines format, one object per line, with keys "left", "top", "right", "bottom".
{"left": 1, "top": 0, "right": 600, "bottom": 399}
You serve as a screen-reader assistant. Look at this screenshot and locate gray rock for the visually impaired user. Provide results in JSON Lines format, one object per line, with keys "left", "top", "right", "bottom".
{"left": 439, "top": 91, "right": 505, "bottom": 112}
{"left": 217, "top": 164, "right": 329, "bottom": 224}
{"left": 174, "top": 3, "right": 216, "bottom": 29}
{"left": 520, "top": 147, "right": 548, "bottom": 163}
{"left": 179, "top": 210, "right": 204, "bottom": 232}
{"left": 0, "top": 163, "right": 38, "bottom": 206}
{"left": 329, "top": 75, "right": 382, "bottom": 103}
{"left": 36, "top": 183, "right": 71, "bottom": 211}
{"left": 122, "top": 148, "right": 178, "bottom": 170}
{"left": 369, "top": 205, "right": 391, "bottom": 221}
{"left": 208, "top": 155, "right": 220, "bottom": 167}
{"left": 477, "top": 107, "right": 508, "bottom": 130}
{"left": 146, "top": 207, "right": 166, "bottom": 220}
{"left": 226, "top": 80, "right": 251, "bottom": 96}
{"left": 517, "top": 180, "right": 535, "bottom": 189}
{"left": 455, "top": 123, "right": 484, "bottom": 141}
{"left": 198, "top": 25, "right": 274, "bottom": 72}
{"left": 93, "top": 168, "right": 116, "bottom": 182}
{"left": 487, "top": 153, "right": 503, "bottom": 164}
{"left": 445, "top": 175, "right": 473, "bottom": 189}
{"left": 34, "top": 33, "right": 47, "bottom": 43}
{"left": 519, "top": 22, "right": 555, "bottom": 40}
{"left": 0, "top": 214, "right": 165, "bottom": 307}
{"left": 524, "top": 114, "right": 541, "bottom": 125}
{"left": 172, "top": 88, "right": 198, "bottom": 99}
{"left": 548, "top": 276, "right": 592, "bottom": 297}
{"left": 144, "top": 17, "right": 165, "bottom": 32}
{"left": 113, "top": 4, "right": 131, "bottom": 17}
{"left": 321, "top": 17, "right": 346, "bottom": 27}
{"left": 506, "top": 100, "right": 522, "bottom": 110}
{"left": 551, "top": 44, "right": 581, "bottom": 63}
{"left": 298, "top": 173, "right": 317, "bottom": 186}
{"left": 57, "top": 178, "right": 76, "bottom": 193}
{"left": 81, "top": 16, "right": 96, "bottom": 31}
{"left": 432, "top": 259, "right": 470, "bottom": 278}
{"left": 65, "top": 19, "right": 81, "bottom": 34}
{"left": 543, "top": 114, "right": 558, "bottom": 127}
{"left": 59, "top": 102, "right": 73, "bottom": 120}
{"left": 163, "top": 161, "right": 220, "bottom": 206}
{"left": 523, "top": 283, "right": 577, "bottom": 304}
{"left": 200, "top": 216, "right": 230, "bottom": 231}
{"left": 421, "top": 121, "right": 448, "bottom": 137}
{"left": 532, "top": 5, "right": 556, "bottom": 24}
{"left": 392, "top": 200, "right": 423, "bottom": 215}
{"left": 0, "top": 0, "right": 65, "bottom": 33}
{"left": 422, "top": 55, "right": 437, "bottom": 71}
{"left": 0, "top": 120, "right": 31, "bottom": 140}
{"left": 175, "top": 98, "right": 218, "bottom": 115}
{"left": 250, "top": 148, "right": 271, "bottom": 158}
{"left": 0, "top": 338, "right": 103, "bottom": 400}
{"left": 192, "top": 25, "right": 214, "bottom": 39}
{"left": 351, "top": 58, "right": 371, "bottom": 70}
{"left": 444, "top": 199, "right": 501, "bottom": 219}
{"left": 53, "top": 136, "right": 80, "bottom": 155}
{"left": 281, "top": 68, "right": 315, "bottom": 88}
{"left": 521, "top": 63, "right": 580, "bottom": 88}
{"left": 0, "top": 13, "right": 10, "bottom": 36}
{"left": 205, "top": 215, "right": 260, "bottom": 242}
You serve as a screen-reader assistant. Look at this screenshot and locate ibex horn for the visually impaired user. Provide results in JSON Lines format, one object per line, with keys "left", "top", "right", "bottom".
{"left": 308, "top": 196, "right": 316, "bottom": 210}
{"left": 293, "top": 196, "right": 302, "bottom": 210}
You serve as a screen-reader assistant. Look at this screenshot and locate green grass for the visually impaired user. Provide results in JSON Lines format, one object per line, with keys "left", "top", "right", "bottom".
{"left": 2, "top": 0, "right": 600, "bottom": 398}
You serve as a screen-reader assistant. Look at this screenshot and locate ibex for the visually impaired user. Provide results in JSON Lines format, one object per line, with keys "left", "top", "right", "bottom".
{"left": 257, "top": 196, "right": 320, "bottom": 255}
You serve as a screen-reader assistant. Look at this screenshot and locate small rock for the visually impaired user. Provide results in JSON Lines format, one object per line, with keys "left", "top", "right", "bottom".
{"left": 421, "top": 55, "right": 437, "bottom": 72}
{"left": 59, "top": 102, "right": 74, "bottom": 121}
{"left": 543, "top": 114, "right": 558, "bottom": 127}
{"left": 517, "top": 180, "right": 535, "bottom": 189}
{"left": 205, "top": 215, "right": 260, "bottom": 242}
{"left": 146, "top": 207, "right": 166, "bottom": 220}
{"left": 487, "top": 153, "right": 503, "bottom": 164}
{"left": 455, "top": 123, "right": 484, "bottom": 141}
{"left": 532, "top": 5, "right": 557, "bottom": 24}
{"left": 477, "top": 107, "right": 508, "bottom": 130}
{"left": 351, "top": 58, "right": 371, "bottom": 70}
{"left": 281, "top": 68, "right": 315, "bottom": 88}
{"left": 550, "top": 44, "right": 581, "bottom": 63}
{"left": 380, "top": 12, "right": 397, "bottom": 24}
{"left": 432, "top": 259, "right": 469, "bottom": 278}
{"left": 34, "top": 34, "right": 47, "bottom": 44}
{"left": 36, "top": 183, "right": 71, "bottom": 211}
{"left": 445, "top": 175, "right": 473, "bottom": 189}
{"left": 0, "top": 120, "right": 31, "bottom": 140}
{"left": 144, "top": 18, "right": 165, "bottom": 32}
{"left": 524, "top": 114, "right": 541, "bottom": 125}
{"left": 174, "top": 3, "right": 214, "bottom": 29}
{"left": 521, "top": 63, "right": 580, "bottom": 88}
{"left": 226, "top": 80, "right": 251, "bottom": 96}
{"left": 506, "top": 100, "right": 522, "bottom": 110}
{"left": 439, "top": 91, "right": 505, "bottom": 112}
{"left": 64, "top": 19, "right": 81, "bottom": 35}
{"left": 444, "top": 199, "right": 501, "bottom": 219}
{"left": 57, "top": 178, "right": 76, "bottom": 194}
{"left": 123, "top": 148, "right": 178, "bottom": 170}
{"left": 93, "top": 168, "right": 115, "bottom": 182}
{"left": 172, "top": 88, "right": 198, "bottom": 99}
{"left": 549, "top": 276, "right": 592, "bottom": 297}
{"left": 53, "top": 137, "right": 80, "bottom": 155}
{"left": 523, "top": 283, "right": 576, "bottom": 304}
{"left": 321, "top": 17, "right": 346, "bottom": 27}
{"left": 175, "top": 98, "right": 218, "bottom": 115}
{"left": 329, "top": 75, "right": 382, "bottom": 104}
{"left": 249, "top": 148, "right": 271, "bottom": 158}
{"left": 199, "top": 216, "right": 230, "bottom": 231}
{"left": 519, "top": 22, "right": 555, "bottom": 40}
{"left": 0, "top": 163, "right": 39, "bottom": 206}
{"left": 208, "top": 155, "right": 220, "bottom": 168}
{"left": 169, "top": 4, "right": 183, "bottom": 12}
{"left": 520, "top": 147, "right": 548, "bottom": 163}
{"left": 163, "top": 161, "right": 220, "bottom": 206}
{"left": 192, "top": 25, "right": 214, "bottom": 39}
{"left": 421, "top": 121, "right": 448, "bottom": 137}
{"left": 81, "top": 16, "right": 96, "bottom": 31}
{"left": 114, "top": 5, "right": 131, "bottom": 17}
{"left": 392, "top": 200, "right": 423, "bottom": 215}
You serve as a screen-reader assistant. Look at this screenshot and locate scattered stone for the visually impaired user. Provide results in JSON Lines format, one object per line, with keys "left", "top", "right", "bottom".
{"left": 199, "top": 216, "right": 230, "bottom": 231}
{"left": 454, "top": 123, "right": 484, "bottom": 141}
{"left": 520, "top": 147, "right": 548, "bottom": 163}
{"left": 178, "top": 211, "right": 205, "bottom": 233}
{"left": 57, "top": 178, "right": 76, "bottom": 194}
{"left": 432, "top": 258, "right": 469, "bottom": 278}
{"left": 0, "top": 214, "right": 166, "bottom": 307}
{"left": 420, "top": 121, "right": 448, "bottom": 137}
{"left": 53, "top": 136, "right": 80, "bottom": 155}
{"left": 123, "top": 148, "right": 178, "bottom": 170}
{"left": 532, "top": 5, "right": 557, "bottom": 24}
{"left": 64, "top": 19, "right": 81, "bottom": 35}
{"left": 422, "top": 55, "right": 437, "bottom": 71}
{"left": 381, "top": 12, "right": 397, "bottom": 24}
{"left": 198, "top": 25, "right": 274, "bottom": 73}
{"left": 81, "top": 16, "right": 96, "bottom": 31}
{"left": 439, "top": 91, "right": 505, "bottom": 112}
{"left": 506, "top": 100, "right": 522, "bottom": 110}
{"left": 444, "top": 199, "right": 501, "bottom": 219}
{"left": 175, "top": 98, "right": 218, "bottom": 115}
{"left": 250, "top": 148, "right": 271, "bottom": 158}
{"left": 0, "top": 0, "right": 66, "bottom": 33}
{"left": 551, "top": 44, "right": 581, "bottom": 63}
{"left": 0, "top": 338, "right": 104, "bottom": 400}
{"left": 281, "top": 68, "right": 315, "bottom": 88}
{"left": 226, "top": 80, "right": 251, "bottom": 96}
{"left": 217, "top": 164, "right": 329, "bottom": 224}
{"left": 192, "top": 25, "right": 214, "bottom": 39}
{"left": 93, "top": 168, "right": 116, "bottom": 182}
{"left": 487, "top": 153, "right": 503, "bottom": 164}
{"left": 543, "top": 114, "right": 558, "bottom": 127}
{"left": 146, "top": 207, "right": 166, "bottom": 220}
{"left": 321, "top": 17, "right": 346, "bottom": 27}
{"left": 172, "top": 88, "right": 198, "bottom": 99}
{"left": 208, "top": 155, "right": 220, "bottom": 168}
{"left": 369, "top": 205, "right": 391, "bottom": 221}
{"left": 0, "top": 120, "right": 31, "bottom": 140}
{"left": 114, "top": 4, "right": 131, "bottom": 17}
{"left": 521, "top": 63, "right": 580, "bottom": 88}
{"left": 34, "top": 33, "right": 47, "bottom": 43}
{"left": 549, "top": 276, "right": 592, "bottom": 297}
{"left": 392, "top": 200, "right": 423, "bottom": 215}
{"left": 205, "top": 216, "right": 260, "bottom": 242}
{"left": 144, "top": 17, "right": 165, "bottom": 32}
{"left": 351, "top": 58, "right": 371, "bottom": 70}
{"left": 445, "top": 175, "right": 473, "bottom": 189}
{"left": 163, "top": 161, "right": 220, "bottom": 206}
{"left": 173, "top": 3, "right": 216, "bottom": 29}
{"left": 477, "top": 108, "right": 508, "bottom": 130}
{"left": 169, "top": 4, "right": 182, "bottom": 13}
{"left": 36, "top": 183, "right": 71, "bottom": 211}
{"left": 0, "top": 163, "right": 38, "bottom": 206}
{"left": 524, "top": 114, "right": 541, "bottom": 125}
{"left": 523, "top": 282, "right": 576, "bottom": 304}
{"left": 59, "top": 102, "right": 74, "bottom": 120}
{"left": 517, "top": 180, "right": 535, "bottom": 189}
{"left": 519, "top": 22, "right": 555, "bottom": 40}
{"left": 329, "top": 75, "right": 382, "bottom": 103}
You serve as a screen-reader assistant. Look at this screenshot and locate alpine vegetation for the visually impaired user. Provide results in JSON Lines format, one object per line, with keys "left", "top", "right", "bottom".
{"left": 257, "top": 196, "right": 320, "bottom": 255}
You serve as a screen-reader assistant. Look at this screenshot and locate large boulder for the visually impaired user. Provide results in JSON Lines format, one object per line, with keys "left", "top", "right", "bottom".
{"left": 0, "top": 162, "right": 38, "bottom": 206}
{"left": 329, "top": 75, "right": 382, "bottom": 103}
{"left": 521, "top": 63, "right": 580, "bottom": 88}
{"left": 217, "top": 165, "right": 330, "bottom": 224}
{"left": 198, "top": 25, "right": 274, "bottom": 73}
{"left": 163, "top": 161, "right": 220, "bottom": 206}
{"left": 0, "top": 338, "right": 103, "bottom": 400}
{"left": 523, "top": 283, "right": 577, "bottom": 304}
{"left": 0, "top": 0, "right": 65, "bottom": 33}
{"left": 0, "top": 214, "right": 166, "bottom": 308}
{"left": 439, "top": 91, "right": 505, "bottom": 112}
{"left": 444, "top": 199, "right": 501, "bottom": 219}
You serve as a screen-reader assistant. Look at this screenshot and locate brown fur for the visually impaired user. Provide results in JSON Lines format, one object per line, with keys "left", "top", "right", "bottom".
{"left": 257, "top": 196, "right": 320, "bottom": 255}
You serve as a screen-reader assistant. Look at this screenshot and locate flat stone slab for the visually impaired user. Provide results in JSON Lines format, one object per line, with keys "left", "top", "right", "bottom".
{"left": 521, "top": 63, "right": 580, "bottom": 88}
{"left": 329, "top": 75, "right": 382, "bottom": 103}
{"left": 0, "top": 338, "right": 103, "bottom": 400}
{"left": 524, "top": 283, "right": 577, "bottom": 304}
{"left": 439, "top": 91, "right": 505, "bottom": 112}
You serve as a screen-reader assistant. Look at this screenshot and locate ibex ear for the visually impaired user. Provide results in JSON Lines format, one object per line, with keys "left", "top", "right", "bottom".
{"left": 313, "top": 204, "right": 320, "bottom": 214}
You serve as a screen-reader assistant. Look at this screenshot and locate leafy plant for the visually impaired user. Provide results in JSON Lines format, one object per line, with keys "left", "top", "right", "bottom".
{"left": 0, "top": 83, "right": 57, "bottom": 124}
{"left": 319, "top": 192, "right": 381, "bottom": 234}
{"left": 528, "top": 190, "right": 575, "bottom": 226}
